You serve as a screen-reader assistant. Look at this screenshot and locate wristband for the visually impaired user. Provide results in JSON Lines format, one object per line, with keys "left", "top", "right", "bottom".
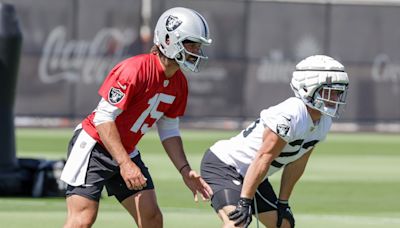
{"left": 239, "top": 197, "right": 253, "bottom": 206}
{"left": 278, "top": 199, "right": 289, "bottom": 204}
{"left": 178, "top": 163, "right": 190, "bottom": 173}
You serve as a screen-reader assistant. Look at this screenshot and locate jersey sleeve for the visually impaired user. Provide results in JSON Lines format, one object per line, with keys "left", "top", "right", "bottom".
{"left": 98, "top": 60, "right": 140, "bottom": 110}
{"left": 261, "top": 108, "right": 293, "bottom": 142}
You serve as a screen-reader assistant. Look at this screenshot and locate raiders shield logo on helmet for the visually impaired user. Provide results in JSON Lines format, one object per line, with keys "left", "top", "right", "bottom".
{"left": 166, "top": 15, "right": 182, "bottom": 31}
{"left": 108, "top": 87, "right": 125, "bottom": 104}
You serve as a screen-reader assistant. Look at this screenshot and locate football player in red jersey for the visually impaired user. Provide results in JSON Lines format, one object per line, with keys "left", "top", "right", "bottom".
{"left": 60, "top": 7, "right": 213, "bottom": 228}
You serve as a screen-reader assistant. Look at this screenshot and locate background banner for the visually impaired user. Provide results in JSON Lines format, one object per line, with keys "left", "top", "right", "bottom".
{"left": 10, "top": 0, "right": 400, "bottom": 125}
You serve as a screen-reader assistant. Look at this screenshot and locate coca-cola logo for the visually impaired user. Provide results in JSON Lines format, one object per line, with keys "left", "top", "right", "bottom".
{"left": 38, "top": 26, "right": 138, "bottom": 84}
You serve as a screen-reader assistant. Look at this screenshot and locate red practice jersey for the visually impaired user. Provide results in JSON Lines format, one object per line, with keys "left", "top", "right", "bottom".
{"left": 82, "top": 53, "right": 188, "bottom": 153}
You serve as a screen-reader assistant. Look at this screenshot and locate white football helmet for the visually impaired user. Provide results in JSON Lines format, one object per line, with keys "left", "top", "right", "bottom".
{"left": 153, "top": 7, "right": 212, "bottom": 72}
{"left": 290, "top": 55, "right": 349, "bottom": 117}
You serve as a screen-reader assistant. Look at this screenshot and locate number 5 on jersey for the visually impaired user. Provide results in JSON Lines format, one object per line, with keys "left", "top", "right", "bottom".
{"left": 131, "top": 93, "right": 175, "bottom": 134}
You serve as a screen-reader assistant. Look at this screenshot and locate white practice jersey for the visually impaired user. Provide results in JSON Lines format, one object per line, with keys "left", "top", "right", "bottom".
{"left": 210, "top": 97, "right": 332, "bottom": 178}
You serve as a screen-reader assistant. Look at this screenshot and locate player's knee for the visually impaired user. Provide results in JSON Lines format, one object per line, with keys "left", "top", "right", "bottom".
{"left": 153, "top": 210, "right": 163, "bottom": 226}
{"left": 143, "top": 207, "right": 162, "bottom": 227}
{"left": 65, "top": 195, "right": 99, "bottom": 228}
{"left": 151, "top": 209, "right": 163, "bottom": 224}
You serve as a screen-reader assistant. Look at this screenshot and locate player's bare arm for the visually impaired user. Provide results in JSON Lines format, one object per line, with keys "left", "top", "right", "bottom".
{"left": 96, "top": 121, "right": 147, "bottom": 190}
{"left": 240, "top": 128, "right": 287, "bottom": 199}
{"left": 279, "top": 148, "right": 314, "bottom": 200}
{"left": 161, "top": 136, "right": 213, "bottom": 201}
{"left": 228, "top": 127, "right": 287, "bottom": 227}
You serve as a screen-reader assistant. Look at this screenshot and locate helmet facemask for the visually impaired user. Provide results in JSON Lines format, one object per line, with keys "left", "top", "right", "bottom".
{"left": 174, "top": 39, "right": 208, "bottom": 72}
{"left": 312, "top": 84, "right": 348, "bottom": 117}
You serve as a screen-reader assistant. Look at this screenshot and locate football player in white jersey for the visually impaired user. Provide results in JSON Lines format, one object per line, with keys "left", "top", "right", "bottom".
{"left": 200, "top": 55, "right": 349, "bottom": 228}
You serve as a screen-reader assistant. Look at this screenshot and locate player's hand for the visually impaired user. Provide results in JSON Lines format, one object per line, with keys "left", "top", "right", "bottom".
{"left": 119, "top": 160, "right": 147, "bottom": 191}
{"left": 276, "top": 199, "right": 295, "bottom": 228}
{"left": 228, "top": 197, "right": 253, "bottom": 228}
{"left": 181, "top": 168, "right": 213, "bottom": 202}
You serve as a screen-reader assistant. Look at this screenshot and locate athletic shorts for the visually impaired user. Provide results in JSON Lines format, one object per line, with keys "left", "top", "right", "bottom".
{"left": 200, "top": 149, "right": 277, "bottom": 214}
{"left": 65, "top": 129, "right": 154, "bottom": 202}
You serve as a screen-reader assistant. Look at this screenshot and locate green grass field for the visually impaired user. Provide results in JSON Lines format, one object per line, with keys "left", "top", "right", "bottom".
{"left": 0, "top": 128, "right": 399, "bottom": 228}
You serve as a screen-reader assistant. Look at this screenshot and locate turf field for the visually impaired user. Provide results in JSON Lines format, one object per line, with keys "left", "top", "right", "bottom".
{"left": 0, "top": 128, "right": 399, "bottom": 228}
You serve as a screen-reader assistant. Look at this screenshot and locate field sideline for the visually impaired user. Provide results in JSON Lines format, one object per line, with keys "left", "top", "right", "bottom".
{"left": 0, "top": 128, "right": 399, "bottom": 228}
